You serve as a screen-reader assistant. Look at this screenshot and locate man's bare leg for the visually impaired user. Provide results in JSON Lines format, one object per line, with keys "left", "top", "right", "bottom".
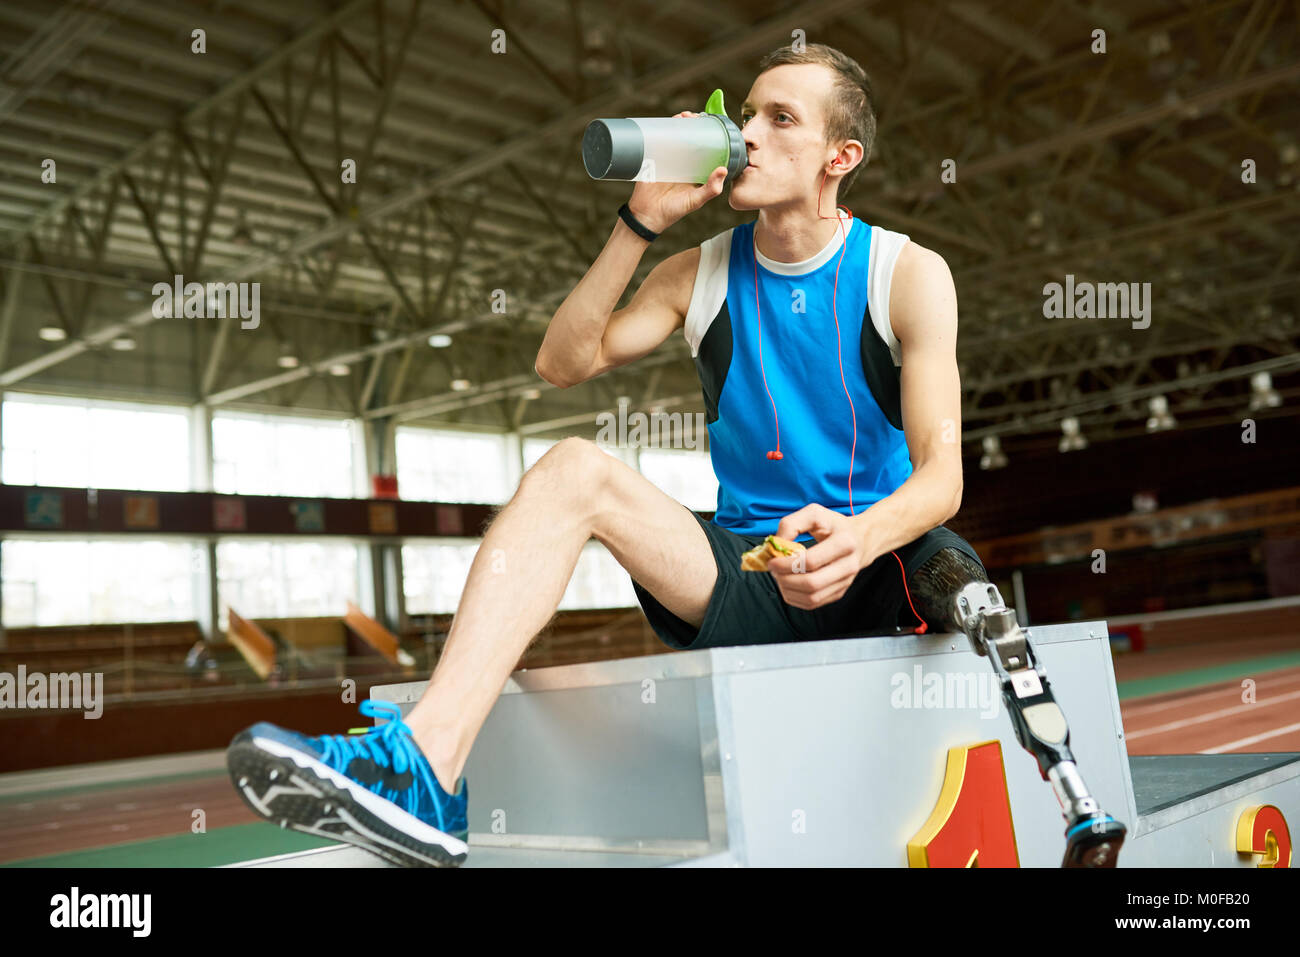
{"left": 403, "top": 437, "right": 718, "bottom": 794}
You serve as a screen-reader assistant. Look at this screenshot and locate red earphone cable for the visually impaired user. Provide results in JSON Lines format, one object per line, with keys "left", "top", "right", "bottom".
{"left": 756, "top": 166, "right": 925, "bottom": 633}
{"left": 823, "top": 174, "right": 857, "bottom": 515}
{"left": 754, "top": 168, "right": 856, "bottom": 482}
{"left": 753, "top": 254, "right": 782, "bottom": 460}
{"left": 891, "top": 549, "right": 929, "bottom": 635}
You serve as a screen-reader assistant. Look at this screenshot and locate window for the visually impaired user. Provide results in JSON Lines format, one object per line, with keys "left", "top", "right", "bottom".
{"left": 521, "top": 436, "right": 637, "bottom": 474}
{"left": 402, "top": 538, "right": 637, "bottom": 615}
{"left": 638, "top": 448, "right": 718, "bottom": 511}
{"left": 402, "top": 541, "right": 479, "bottom": 615}
{"left": 396, "top": 427, "right": 511, "bottom": 504}
{"left": 1, "top": 539, "right": 198, "bottom": 626}
{"left": 216, "top": 541, "right": 360, "bottom": 622}
{"left": 559, "top": 542, "right": 638, "bottom": 609}
{"left": 521, "top": 437, "right": 558, "bottom": 472}
{"left": 213, "top": 411, "right": 357, "bottom": 498}
{"left": 2, "top": 394, "right": 190, "bottom": 491}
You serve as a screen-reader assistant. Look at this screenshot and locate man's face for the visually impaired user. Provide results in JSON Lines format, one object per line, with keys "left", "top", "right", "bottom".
{"left": 728, "top": 63, "right": 837, "bottom": 212}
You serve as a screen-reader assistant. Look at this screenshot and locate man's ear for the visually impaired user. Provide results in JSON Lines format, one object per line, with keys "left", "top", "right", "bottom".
{"left": 829, "top": 141, "right": 865, "bottom": 175}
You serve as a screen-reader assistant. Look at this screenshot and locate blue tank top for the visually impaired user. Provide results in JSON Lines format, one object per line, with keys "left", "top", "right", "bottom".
{"left": 689, "top": 216, "right": 913, "bottom": 541}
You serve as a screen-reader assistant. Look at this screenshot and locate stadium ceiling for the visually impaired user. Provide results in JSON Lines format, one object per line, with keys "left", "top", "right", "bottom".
{"left": 0, "top": 0, "right": 1296, "bottom": 454}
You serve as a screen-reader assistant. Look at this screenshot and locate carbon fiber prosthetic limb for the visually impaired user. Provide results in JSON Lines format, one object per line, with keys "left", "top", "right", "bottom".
{"left": 906, "top": 548, "right": 1128, "bottom": 868}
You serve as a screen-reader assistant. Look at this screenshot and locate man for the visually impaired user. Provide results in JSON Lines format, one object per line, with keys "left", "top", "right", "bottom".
{"left": 226, "top": 42, "right": 990, "bottom": 867}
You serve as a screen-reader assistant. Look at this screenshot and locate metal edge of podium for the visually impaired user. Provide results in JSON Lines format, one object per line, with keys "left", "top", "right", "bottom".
{"left": 1131, "top": 755, "right": 1300, "bottom": 840}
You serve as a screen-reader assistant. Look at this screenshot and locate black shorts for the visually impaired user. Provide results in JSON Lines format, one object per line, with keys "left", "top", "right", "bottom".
{"left": 630, "top": 506, "right": 987, "bottom": 651}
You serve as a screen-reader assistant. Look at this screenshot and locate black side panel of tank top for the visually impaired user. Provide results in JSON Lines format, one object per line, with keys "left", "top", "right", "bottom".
{"left": 694, "top": 303, "right": 732, "bottom": 425}
{"left": 860, "top": 304, "right": 903, "bottom": 430}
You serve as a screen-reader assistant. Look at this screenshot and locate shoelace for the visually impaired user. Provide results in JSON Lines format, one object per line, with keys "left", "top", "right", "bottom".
{"left": 314, "top": 699, "right": 454, "bottom": 831}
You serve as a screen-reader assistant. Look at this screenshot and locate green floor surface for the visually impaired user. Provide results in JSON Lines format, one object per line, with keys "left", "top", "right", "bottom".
{"left": 4, "top": 822, "right": 337, "bottom": 868}
{"left": 1116, "top": 649, "right": 1300, "bottom": 701}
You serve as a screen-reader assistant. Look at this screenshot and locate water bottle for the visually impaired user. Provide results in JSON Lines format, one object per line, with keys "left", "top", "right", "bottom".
{"left": 582, "top": 89, "right": 747, "bottom": 185}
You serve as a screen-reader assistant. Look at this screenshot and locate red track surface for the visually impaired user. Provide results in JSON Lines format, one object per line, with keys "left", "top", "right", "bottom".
{"left": 1118, "top": 665, "right": 1300, "bottom": 755}
{"left": 0, "top": 773, "right": 257, "bottom": 865}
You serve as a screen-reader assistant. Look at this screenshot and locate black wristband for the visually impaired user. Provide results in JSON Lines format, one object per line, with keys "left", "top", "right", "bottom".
{"left": 618, "top": 202, "right": 659, "bottom": 242}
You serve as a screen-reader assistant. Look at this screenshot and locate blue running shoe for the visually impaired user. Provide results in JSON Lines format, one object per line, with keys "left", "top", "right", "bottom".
{"left": 227, "top": 700, "right": 468, "bottom": 867}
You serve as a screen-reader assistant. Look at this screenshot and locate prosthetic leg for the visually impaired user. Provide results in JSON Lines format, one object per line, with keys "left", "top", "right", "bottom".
{"left": 952, "top": 581, "right": 1128, "bottom": 867}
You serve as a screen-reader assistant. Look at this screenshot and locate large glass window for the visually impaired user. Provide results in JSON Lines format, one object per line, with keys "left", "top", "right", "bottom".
{"left": 215, "top": 540, "right": 360, "bottom": 622}
{"left": 521, "top": 437, "right": 558, "bottom": 472}
{"left": 395, "top": 427, "right": 511, "bottom": 504}
{"left": 402, "top": 541, "right": 479, "bottom": 616}
{"left": 1, "top": 539, "right": 198, "bottom": 626}
{"left": 633, "top": 448, "right": 718, "bottom": 511}
{"left": 1, "top": 394, "right": 190, "bottom": 491}
{"left": 402, "top": 539, "right": 636, "bottom": 615}
{"left": 213, "top": 411, "right": 357, "bottom": 498}
{"left": 520, "top": 436, "right": 637, "bottom": 473}
{"left": 561, "top": 542, "right": 638, "bottom": 609}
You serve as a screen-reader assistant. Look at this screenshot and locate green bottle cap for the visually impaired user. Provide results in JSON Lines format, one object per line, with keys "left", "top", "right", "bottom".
{"left": 703, "top": 88, "right": 747, "bottom": 180}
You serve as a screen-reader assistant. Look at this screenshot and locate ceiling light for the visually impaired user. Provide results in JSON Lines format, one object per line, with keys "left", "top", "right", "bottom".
{"left": 1059, "top": 416, "right": 1087, "bottom": 453}
{"left": 450, "top": 378, "right": 471, "bottom": 391}
{"left": 520, "top": 387, "right": 541, "bottom": 400}
{"left": 428, "top": 334, "right": 452, "bottom": 348}
{"left": 110, "top": 336, "right": 136, "bottom": 351}
{"left": 39, "top": 326, "right": 67, "bottom": 342}
{"left": 328, "top": 363, "right": 350, "bottom": 376}
{"left": 277, "top": 354, "right": 300, "bottom": 369}
{"left": 979, "top": 434, "right": 1008, "bottom": 470}
{"left": 1132, "top": 491, "right": 1158, "bottom": 513}
{"left": 1146, "top": 395, "right": 1176, "bottom": 432}
{"left": 1249, "top": 371, "right": 1281, "bottom": 411}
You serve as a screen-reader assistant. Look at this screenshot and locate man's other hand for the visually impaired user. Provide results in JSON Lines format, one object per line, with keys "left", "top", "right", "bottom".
{"left": 767, "top": 504, "right": 869, "bottom": 610}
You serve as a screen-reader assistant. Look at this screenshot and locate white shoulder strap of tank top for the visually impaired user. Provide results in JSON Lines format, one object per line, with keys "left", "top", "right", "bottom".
{"left": 684, "top": 228, "right": 733, "bottom": 357}
{"left": 867, "top": 224, "right": 911, "bottom": 368}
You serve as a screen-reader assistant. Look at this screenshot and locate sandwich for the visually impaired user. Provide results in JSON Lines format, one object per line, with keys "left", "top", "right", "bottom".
{"left": 740, "top": 535, "right": 806, "bottom": 572}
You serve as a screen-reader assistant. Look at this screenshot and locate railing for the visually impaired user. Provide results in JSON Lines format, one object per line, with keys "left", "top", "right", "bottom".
{"left": 0, "top": 607, "right": 667, "bottom": 709}
{"left": 0, "top": 650, "right": 447, "bottom": 710}
{"left": 970, "top": 486, "right": 1300, "bottom": 568}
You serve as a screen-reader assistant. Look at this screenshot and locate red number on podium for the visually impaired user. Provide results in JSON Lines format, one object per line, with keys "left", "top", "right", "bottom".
{"left": 908, "top": 740, "right": 1020, "bottom": 868}
{"left": 1236, "top": 805, "right": 1291, "bottom": 868}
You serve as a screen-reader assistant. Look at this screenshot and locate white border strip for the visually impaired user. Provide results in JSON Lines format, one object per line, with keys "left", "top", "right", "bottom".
{"left": 1107, "top": 594, "right": 1300, "bottom": 628}
{"left": 0, "top": 749, "right": 226, "bottom": 797}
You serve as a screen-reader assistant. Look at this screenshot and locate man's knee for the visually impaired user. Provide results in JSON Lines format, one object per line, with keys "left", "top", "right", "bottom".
{"left": 904, "top": 546, "right": 989, "bottom": 632}
{"left": 518, "top": 437, "right": 612, "bottom": 508}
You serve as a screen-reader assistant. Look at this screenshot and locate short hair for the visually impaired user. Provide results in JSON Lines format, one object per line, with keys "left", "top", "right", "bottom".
{"left": 755, "top": 43, "right": 876, "bottom": 198}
